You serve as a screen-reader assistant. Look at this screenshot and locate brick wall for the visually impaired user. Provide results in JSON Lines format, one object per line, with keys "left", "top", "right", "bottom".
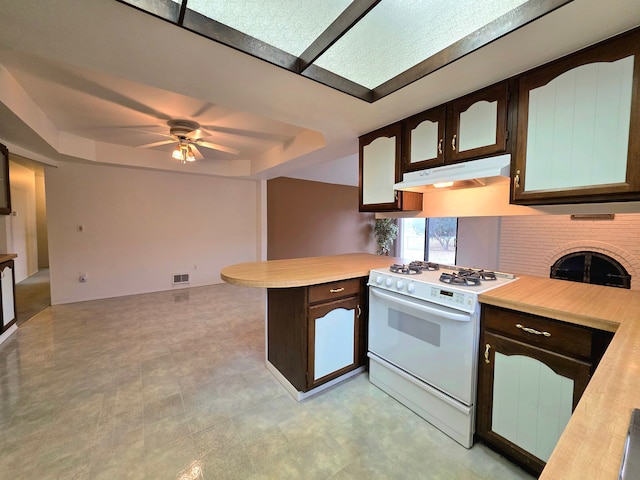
{"left": 498, "top": 214, "right": 640, "bottom": 289}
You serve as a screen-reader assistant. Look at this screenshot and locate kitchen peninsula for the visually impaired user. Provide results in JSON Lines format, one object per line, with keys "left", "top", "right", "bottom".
{"left": 222, "top": 254, "right": 640, "bottom": 478}
{"left": 220, "top": 253, "right": 400, "bottom": 399}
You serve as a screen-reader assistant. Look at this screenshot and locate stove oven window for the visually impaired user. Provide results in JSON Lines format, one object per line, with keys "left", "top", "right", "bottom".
{"left": 399, "top": 218, "right": 458, "bottom": 264}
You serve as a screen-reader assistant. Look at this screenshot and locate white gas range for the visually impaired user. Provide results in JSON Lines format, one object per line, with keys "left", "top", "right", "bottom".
{"left": 367, "top": 262, "right": 517, "bottom": 448}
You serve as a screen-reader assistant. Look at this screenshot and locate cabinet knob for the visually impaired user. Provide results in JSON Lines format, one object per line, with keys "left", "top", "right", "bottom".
{"left": 484, "top": 343, "right": 491, "bottom": 364}
{"left": 514, "top": 170, "right": 521, "bottom": 189}
{"left": 451, "top": 134, "right": 457, "bottom": 151}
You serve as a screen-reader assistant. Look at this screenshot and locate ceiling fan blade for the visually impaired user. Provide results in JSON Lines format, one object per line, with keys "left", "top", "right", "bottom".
{"left": 139, "top": 139, "right": 176, "bottom": 149}
{"left": 190, "top": 144, "right": 204, "bottom": 160}
{"left": 199, "top": 125, "right": 287, "bottom": 142}
{"left": 196, "top": 141, "right": 239, "bottom": 155}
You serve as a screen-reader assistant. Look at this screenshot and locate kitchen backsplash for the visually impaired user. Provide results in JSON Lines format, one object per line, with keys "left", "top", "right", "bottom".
{"left": 499, "top": 214, "right": 640, "bottom": 290}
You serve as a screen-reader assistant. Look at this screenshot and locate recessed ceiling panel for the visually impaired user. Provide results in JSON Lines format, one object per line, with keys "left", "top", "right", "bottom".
{"left": 186, "top": 0, "right": 353, "bottom": 56}
{"left": 314, "top": 0, "right": 529, "bottom": 89}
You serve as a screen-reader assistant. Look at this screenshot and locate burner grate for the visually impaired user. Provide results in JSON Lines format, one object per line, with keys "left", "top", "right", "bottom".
{"left": 457, "top": 269, "right": 497, "bottom": 281}
{"left": 409, "top": 261, "right": 440, "bottom": 272}
{"left": 390, "top": 264, "right": 422, "bottom": 275}
{"left": 440, "top": 272, "right": 482, "bottom": 286}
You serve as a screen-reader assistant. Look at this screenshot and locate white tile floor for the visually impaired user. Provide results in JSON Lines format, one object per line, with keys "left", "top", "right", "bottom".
{"left": 0, "top": 283, "right": 535, "bottom": 479}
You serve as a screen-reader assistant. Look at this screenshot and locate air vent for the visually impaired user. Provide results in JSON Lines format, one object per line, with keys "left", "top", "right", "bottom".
{"left": 172, "top": 273, "right": 190, "bottom": 285}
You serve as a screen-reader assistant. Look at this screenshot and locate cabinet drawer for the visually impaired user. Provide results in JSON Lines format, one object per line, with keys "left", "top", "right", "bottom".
{"left": 309, "top": 278, "right": 361, "bottom": 304}
{"left": 483, "top": 306, "right": 592, "bottom": 359}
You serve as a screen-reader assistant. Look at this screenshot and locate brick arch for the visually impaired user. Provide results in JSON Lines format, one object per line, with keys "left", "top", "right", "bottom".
{"left": 544, "top": 241, "right": 638, "bottom": 280}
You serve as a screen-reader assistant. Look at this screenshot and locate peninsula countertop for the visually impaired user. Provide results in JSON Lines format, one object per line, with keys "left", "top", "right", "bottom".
{"left": 480, "top": 275, "right": 640, "bottom": 479}
{"left": 0, "top": 254, "right": 17, "bottom": 263}
{"left": 220, "top": 253, "right": 401, "bottom": 288}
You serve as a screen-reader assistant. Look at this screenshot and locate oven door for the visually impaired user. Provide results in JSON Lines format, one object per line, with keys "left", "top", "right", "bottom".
{"left": 368, "top": 286, "right": 478, "bottom": 405}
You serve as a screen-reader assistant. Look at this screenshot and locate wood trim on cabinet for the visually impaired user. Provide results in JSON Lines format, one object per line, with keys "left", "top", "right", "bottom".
{"left": 512, "top": 26, "right": 640, "bottom": 205}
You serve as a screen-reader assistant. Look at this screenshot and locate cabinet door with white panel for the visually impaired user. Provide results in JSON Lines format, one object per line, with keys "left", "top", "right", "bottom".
{"left": 403, "top": 105, "right": 447, "bottom": 171}
{"left": 0, "top": 260, "right": 16, "bottom": 331}
{"left": 359, "top": 123, "right": 422, "bottom": 212}
{"left": 512, "top": 27, "right": 640, "bottom": 205}
{"left": 307, "top": 296, "right": 361, "bottom": 390}
{"left": 403, "top": 81, "right": 510, "bottom": 172}
{"left": 446, "top": 81, "right": 510, "bottom": 164}
{"left": 477, "top": 305, "right": 612, "bottom": 475}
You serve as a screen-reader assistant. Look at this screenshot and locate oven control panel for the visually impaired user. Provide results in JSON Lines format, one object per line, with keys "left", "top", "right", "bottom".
{"left": 430, "top": 286, "right": 471, "bottom": 308}
{"left": 369, "top": 270, "right": 479, "bottom": 313}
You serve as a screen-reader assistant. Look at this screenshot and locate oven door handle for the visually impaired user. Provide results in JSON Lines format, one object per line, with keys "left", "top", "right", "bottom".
{"left": 370, "top": 288, "right": 472, "bottom": 322}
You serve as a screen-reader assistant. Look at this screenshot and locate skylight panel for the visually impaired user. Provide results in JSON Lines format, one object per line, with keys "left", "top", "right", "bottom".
{"left": 186, "top": 0, "right": 353, "bottom": 57}
{"left": 314, "top": 0, "right": 530, "bottom": 89}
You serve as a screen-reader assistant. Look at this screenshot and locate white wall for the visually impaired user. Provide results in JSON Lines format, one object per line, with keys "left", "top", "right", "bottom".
{"left": 45, "top": 161, "right": 259, "bottom": 304}
{"left": 457, "top": 217, "right": 501, "bottom": 271}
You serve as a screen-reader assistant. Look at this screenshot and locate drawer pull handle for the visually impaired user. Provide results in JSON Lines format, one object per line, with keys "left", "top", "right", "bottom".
{"left": 329, "top": 287, "right": 345, "bottom": 293}
{"left": 484, "top": 343, "right": 491, "bottom": 364}
{"left": 356, "top": 305, "right": 361, "bottom": 318}
{"left": 516, "top": 323, "right": 551, "bottom": 337}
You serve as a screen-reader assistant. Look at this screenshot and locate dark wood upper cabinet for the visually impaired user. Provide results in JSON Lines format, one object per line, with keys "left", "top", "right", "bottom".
{"left": 403, "top": 105, "right": 447, "bottom": 171}
{"left": 511, "top": 27, "right": 640, "bottom": 205}
{"left": 403, "top": 81, "right": 510, "bottom": 173}
{"left": 359, "top": 122, "right": 422, "bottom": 212}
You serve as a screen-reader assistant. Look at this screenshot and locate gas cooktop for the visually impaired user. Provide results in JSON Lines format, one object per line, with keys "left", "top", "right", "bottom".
{"left": 369, "top": 262, "right": 518, "bottom": 312}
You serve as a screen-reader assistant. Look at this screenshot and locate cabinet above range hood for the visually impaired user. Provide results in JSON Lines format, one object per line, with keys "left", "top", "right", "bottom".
{"left": 394, "top": 154, "right": 511, "bottom": 191}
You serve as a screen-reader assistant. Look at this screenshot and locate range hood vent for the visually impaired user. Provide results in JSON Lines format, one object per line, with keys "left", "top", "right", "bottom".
{"left": 394, "top": 154, "right": 511, "bottom": 191}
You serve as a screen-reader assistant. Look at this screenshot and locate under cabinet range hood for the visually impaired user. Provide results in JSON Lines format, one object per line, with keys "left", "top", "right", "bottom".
{"left": 394, "top": 154, "right": 511, "bottom": 191}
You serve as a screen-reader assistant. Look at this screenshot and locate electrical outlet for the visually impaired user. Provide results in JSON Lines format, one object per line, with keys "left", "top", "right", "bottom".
{"left": 79, "top": 273, "right": 88, "bottom": 283}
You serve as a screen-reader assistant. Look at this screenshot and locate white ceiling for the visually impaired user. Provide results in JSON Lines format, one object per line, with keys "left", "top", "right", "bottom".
{"left": 0, "top": 0, "right": 639, "bottom": 186}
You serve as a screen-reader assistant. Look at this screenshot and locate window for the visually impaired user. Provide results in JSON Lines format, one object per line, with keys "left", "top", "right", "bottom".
{"left": 398, "top": 218, "right": 458, "bottom": 265}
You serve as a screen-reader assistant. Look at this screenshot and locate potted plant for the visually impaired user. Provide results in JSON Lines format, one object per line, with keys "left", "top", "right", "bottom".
{"left": 375, "top": 218, "right": 398, "bottom": 255}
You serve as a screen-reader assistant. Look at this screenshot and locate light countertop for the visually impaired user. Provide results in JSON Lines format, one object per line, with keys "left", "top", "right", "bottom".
{"left": 480, "top": 275, "right": 640, "bottom": 479}
{"left": 0, "top": 254, "right": 17, "bottom": 263}
{"left": 220, "top": 253, "right": 400, "bottom": 288}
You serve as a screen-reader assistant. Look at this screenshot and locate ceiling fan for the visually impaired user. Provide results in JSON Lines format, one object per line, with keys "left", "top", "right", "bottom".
{"left": 139, "top": 119, "right": 240, "bottom": 164}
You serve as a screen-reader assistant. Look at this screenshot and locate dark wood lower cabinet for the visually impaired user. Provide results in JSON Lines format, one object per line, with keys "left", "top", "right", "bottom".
{"left": 268, "top": 277, "right": 366, "bottom": 393}
{"left": 477, "top": 305, "right": 613, "bottom": 476}
{"left": 0, "top": 260, "right": 16, "bottom": 333}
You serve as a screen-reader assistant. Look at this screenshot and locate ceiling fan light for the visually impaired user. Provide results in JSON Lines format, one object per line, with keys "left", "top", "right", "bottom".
{"left": 185, "top": 146, "right": 196, "bottom": 162}
{"left": 171, "top": 146, "right": 183, "bottom": 160}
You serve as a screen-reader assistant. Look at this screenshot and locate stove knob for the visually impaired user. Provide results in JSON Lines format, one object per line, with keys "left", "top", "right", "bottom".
{"left": 407, "top": 283, "right": 416, "bottom": 294}
{"left": 375, "top": 275, "right": 383, "bottom": 285}
{"left": 396, "top": 280, "right": 404, "bottom": 290}
{"left": 385, "top": 278, "right": 393, "bottom": 287}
